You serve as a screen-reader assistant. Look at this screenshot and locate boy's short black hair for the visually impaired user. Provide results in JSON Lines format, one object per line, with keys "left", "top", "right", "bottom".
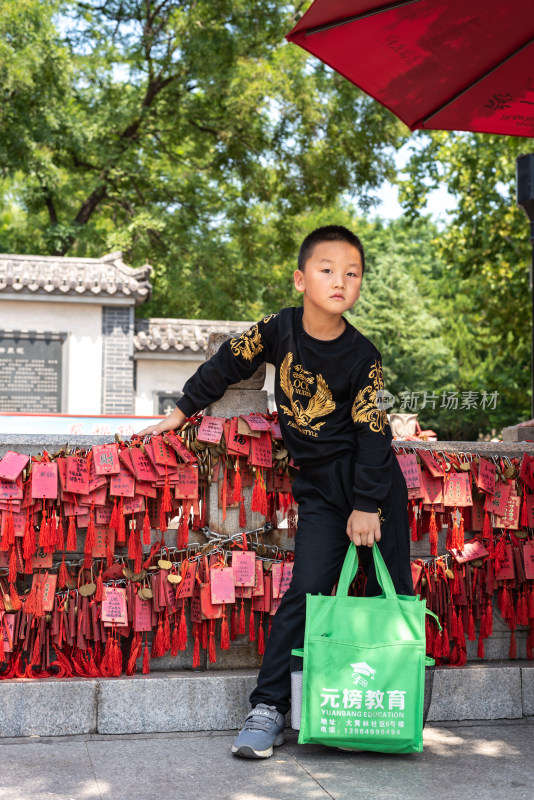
{"left": 298, "top": 225, "right": 365, "bottom": 275}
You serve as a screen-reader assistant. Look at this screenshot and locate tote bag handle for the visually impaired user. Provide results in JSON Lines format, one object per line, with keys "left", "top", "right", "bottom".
{"left": 337, "top": 542, "right": 396, "bottom": 600}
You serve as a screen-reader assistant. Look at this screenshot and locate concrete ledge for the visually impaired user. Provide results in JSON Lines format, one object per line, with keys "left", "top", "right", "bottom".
{"left": 522, "top": 666, "right": 534, "bottom": 716}
{"left": 97, "top": 671, "right": 257, "bottom": 734}
{"left": 0, "top": 678, "right": 98, "bottom": 737}
{"left": 1, "top": 666, "right": 533, "bottom": 738}
{"left": 427, "top": 663, "right": 524, "bottom": 722}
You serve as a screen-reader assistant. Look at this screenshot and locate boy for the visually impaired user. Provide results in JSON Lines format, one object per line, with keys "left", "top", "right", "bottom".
{"left": 137, "top": 225, "right": 412, "bottom": 759}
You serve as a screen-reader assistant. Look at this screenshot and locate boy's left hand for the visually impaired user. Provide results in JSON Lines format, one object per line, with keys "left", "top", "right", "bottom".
{"left": 346, "top": 509, "right": 381, "bottom": 547}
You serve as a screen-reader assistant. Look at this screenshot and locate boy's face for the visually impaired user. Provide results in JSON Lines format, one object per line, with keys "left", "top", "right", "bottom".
{"left": 293, "top": 240, "right": 363, "bottom": 317}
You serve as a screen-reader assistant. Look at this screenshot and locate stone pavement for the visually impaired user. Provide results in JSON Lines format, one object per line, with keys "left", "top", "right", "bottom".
{"left": 0, "top": 720, "right": 533, "bottom": 800}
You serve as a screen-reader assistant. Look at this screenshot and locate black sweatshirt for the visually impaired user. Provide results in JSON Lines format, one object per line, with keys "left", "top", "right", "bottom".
{"left": 177, "top": 307, "right": 394, "bottom": 513}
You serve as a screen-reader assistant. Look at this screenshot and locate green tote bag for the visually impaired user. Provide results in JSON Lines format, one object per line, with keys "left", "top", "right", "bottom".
{"left": 295, "top": 543, "right": 438, "bottom": 754}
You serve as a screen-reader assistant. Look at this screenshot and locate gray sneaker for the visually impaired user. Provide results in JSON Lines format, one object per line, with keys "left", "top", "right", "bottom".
{"left": 232, "top": 704, "right": 286, "bottom": 758}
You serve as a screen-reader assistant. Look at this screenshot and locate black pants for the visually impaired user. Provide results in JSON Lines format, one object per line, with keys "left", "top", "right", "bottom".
{"left": 249, "top": 453, "right": 413, "bottom": 715}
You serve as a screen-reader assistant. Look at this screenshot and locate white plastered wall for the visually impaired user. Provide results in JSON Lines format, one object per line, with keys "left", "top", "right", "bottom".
{"left": 135, "top": 356, "right": 277, "bottom": 416}
{"left": 0, "top": 299, "right": 103, "bottom": 414}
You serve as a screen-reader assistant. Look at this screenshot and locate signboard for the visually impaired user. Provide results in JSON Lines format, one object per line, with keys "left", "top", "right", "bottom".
{"left": 0, "top": 332, "right": 65, "bottom": 413}
{"left": 0, "top": 414, "right": 161, "bottom": 436}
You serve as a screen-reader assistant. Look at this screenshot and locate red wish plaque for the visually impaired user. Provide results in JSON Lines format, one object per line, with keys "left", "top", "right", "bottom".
{"left": 443, "top": 472, "right": 472, "bottom": 507}
{"left": 494, "top": 544, "right": 515, "bottom": 581}
{"left": 198, "top": 415, "right": 225, "bottom": 444}
{"left": 65, "top": 456, "right": 89, "bottom": 495}
{"left": 101, "top": 586, "right": 128, "bottom": 625}
{"left": 174, "top": 465, "right": 198, "bottom": 500}
{"left": 151, "top": 435, "right": 178, "bottom": 467}
{"left": 109, "top": 468, "right": 136, "bottom": 497}
{"left": 523, "top": 542, "right": 534, "bottom": 580}
{"left": 0, "top": 451, "right": 29, "bottom": 481}
{"left": 486, "top": 480, "right": 512, "bottom": 516}
{"left": 163, "top": 432, "right": 197, "bottom": 465}
{"left": 396, "top": 454, "right": 420, "bottom": 488}
{"left": 0, "top": 475, "right": 23, "bottom": 502}
{"left": 271, "top": 562, "right": 283, "bottom": 599}
{"left": 417, "top": 450, "right": 444, "bottom": 477}
{"left": 210, "top": 567, "right": 236, "bottom": 605}
{"left": 232, "top": 550, "right": 256, "bottom": 587}
{"left": 226, "top": 417, "right": 250, "bottom": 457}
{"left": 495, "top": 494, "right": 521, "bottom": 530}
{"left": 450, "top": 538, "right": 489, "bottom": 563}
{"left": 420, "top": 471, "right": 443, "bottom": 506}
{"left": 129, "top": 448, "right": 157, "bottom": 482}
{"left": 248, "top": 431, "right": 272, "bottom": 469}
{"left": 92, "top": 444, "right": 120, "bottom": 475}
{"left": 240, "top": 413, "right": 271, "bottom": 432}
{"left": 477, "top": 458, "right": 496, "bottom": 495}
{"left": 31, "top": 462, "right": 58, "bottom": 499}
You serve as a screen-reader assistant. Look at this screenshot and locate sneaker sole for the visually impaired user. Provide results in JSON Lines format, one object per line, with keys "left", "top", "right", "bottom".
{"left": 232, "top": 733, "right": 285, "bottom": 759}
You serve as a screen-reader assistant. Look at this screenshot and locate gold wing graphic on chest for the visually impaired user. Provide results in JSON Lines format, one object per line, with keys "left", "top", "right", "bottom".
{"left": 279, "top": 353, "right": 336, "bottom": 432}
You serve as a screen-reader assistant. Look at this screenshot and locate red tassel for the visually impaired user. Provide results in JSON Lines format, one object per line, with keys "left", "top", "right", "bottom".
{"left": 451, "top": 507, "right": 459, "bottom": 550}
{"left": 127, "top": 521, "right": 137, "bottom": 560}
{"left": 233, "top": 461, "right": 242, "bottom": 504}
{"left": 484, "top": 600, "right": 494, "bottom": 637}
{"left": 162, "top": 469, "right": 173, "bottom": 512}
{"left": 192, "top": 624, "right": 200, "bottom": 668}
{"left": 117, "top": 497, "right": 126, "bottom": 544}
{"left": 528, "top": 588, "right": 534, "bottom": 620}
{"left": 230, "top": 602, "right": 238, "bottom": 640}
{"left": 8, "top": 583, "right": 22, "bottom": 611}
{"left": 106, "top": 533, "right": 114, "bottom": 569}
{"left": 477, "top": 633, "right": 485, "bottom": 659}
{"left": 517, "top": 591, "right": 529, "bottom": 627}
{"left": 520, "top": 497, "right": 528, "bottom": 527}
{"left": 110, "top": 498, "right": 119, "bottom": 532}
{"left": 239, "top": 597, "right": 246, "bottom": 635}
{"left": 151, "top": 620, "right": 164, "bottom": 657}
{"left": 429, "top": 507, "right": 438, "bottom": 556}
{"left": 201, "top": 620, "right": 208, "bottom": 650}
{"left": 458, "top": 510, "right": 465, "bottom": 550}
{"left": 84, "top": 506, "right": 96, "bottom": 567}
{"left": 178, "top": 505, "right": 189, "bottom": 550}
{"left": 248, "top": 606, "right": 256, "bottom": 643}
{"left": 163, "top": 612, "right": 171, "bottom": 654}
{"left": 432, "top": 629, "right": 442, "bottom": 660}
{"left": 208, "top": 620, "right": 216, "bottom": 663}
{"left": 112, "top": 638, "right": 122, "bottom": 676}
{"left": 239, "top": 500, "right": 247, "bottom": 528}
{"left": 482, "top": 509, "right": 492, "bottom": 540}
{"left": 159, "top": 501, "right": 167, "bottom": 533}
{"left": 499, "top": 584, "right": 511, "bottom": 619}
{"left": 46, "top": 513, "right": 57, "bottom": 553}
{"left": 509, "top": 630, "right": 517, "bottom": 659}
{"left": 171, "top": 623, "right": 179, "bottom": 657}
{"left": 142, "top": 638, "right": 150, "bottom": 674}
{"left": 221, "top": 609, "right": 230, "bottom": 650}
{"left": 39, "top": 507, "right": 49, "bottom": 550}
{"left": 258, "top": 614, "right": 265, "bottom": 655}
{"left": 493, "top": 532, "right": 507, "bottom": 574}
{"left": 8, "top": 545, "right": 17, "bottom": 583}
{"left": 95, "top": 569, "right": 104, "bottom": 603}
{"left": 468, "top": 606, "right": 476, "bottom": 641}
{"left": 441, "top": 625, "right": 450, "bottom": 658}
{"left": 56, "top": 516, "right": 64, "bottom": 550}
{"left": 143, "top": 505, "right": 151, "bottom": 546}
{"left": 126, "top": 634, "right": 142, "bottom": 675}
{"left": 23, "top": 511, "right": 36, "bottom": 562}
{"left": 30, "top": 631, "right": 42, "bottom": 667}
{"left": 178, "top": 607, "right": 188, "bottom": 651}
{"left": 410, "top": 501, "right": 418, "bottom": 542}
{"left": 66, "top": 516, "right": 77, "bottom": 551}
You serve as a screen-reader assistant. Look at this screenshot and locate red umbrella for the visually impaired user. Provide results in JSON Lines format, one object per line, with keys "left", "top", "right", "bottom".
{"left": 286, "top": 0, "right": 534, "bottom": 138}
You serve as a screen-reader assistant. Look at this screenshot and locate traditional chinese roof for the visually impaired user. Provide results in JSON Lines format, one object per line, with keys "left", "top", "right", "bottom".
{"left": 134, "top": 318, "right": 253, "bottom": 355}
{"left": 0, "top": 252, "right": 151, "bottom": 306}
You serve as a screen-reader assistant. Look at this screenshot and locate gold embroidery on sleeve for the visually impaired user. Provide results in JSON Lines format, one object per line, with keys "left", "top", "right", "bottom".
{"left": 351, "top": 359, "right": 388, "bottom": 434}
{"left": 229, "top": 314, "right": 277, "bottom": 362}
{"left": 279, "top": 352, "right": 336, "bottom": 436}
{"left": 230, "top": 324, "right": 263, "bottom": 362}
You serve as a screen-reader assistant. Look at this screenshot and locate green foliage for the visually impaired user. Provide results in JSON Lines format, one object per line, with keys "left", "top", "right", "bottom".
{"left": 398, "top": 132, "right": 532, "bottom": 435}
{"left": 0, "top": 0, "right": 404, "bottom": 320}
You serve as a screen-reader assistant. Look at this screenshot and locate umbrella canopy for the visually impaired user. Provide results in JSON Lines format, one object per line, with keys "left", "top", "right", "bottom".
{"left": 286, "top": 0, "right": 534, "bottom": 137}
